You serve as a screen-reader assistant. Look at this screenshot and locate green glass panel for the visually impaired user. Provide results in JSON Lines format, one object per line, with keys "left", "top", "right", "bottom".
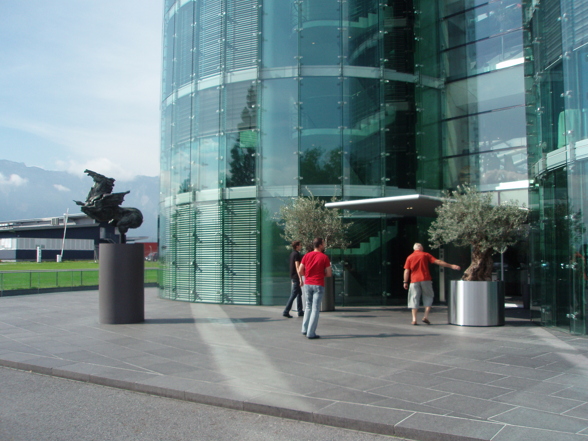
{"left": 382, "top": 2, "right": 414, "bottom": 73}
{"left": 192, "top": 136, "right": 220, "bottom": 191}
{"left": 444, "top": 66, "right": 525, "bottom": 119}
{"left": 445, "top": 1, "right": 522, "bottom": 49}
{"left": 261, "top": 0, "right": 298, "bottom": 68}
{"left": 343, "top": 78, "right": 381, "bottom": 185}
{"left": 226, "top": 132, "right": 256, "bottom": 188}
{"left": 444, "top": 31, "right": 523, "bottom": 80}
{"left": 343, "top": 0, "right": 379, "bottom": 67}
{"left": 260, "top": 79, "right": 298, "bottom": 188}
{"left": 260, "top": 198, "right": 290, "bottom": 306}
{"left": 384, "top": 81, "right": 415, "bottom": 189}
{"left": 300, "top": 77, "right": 342, "bottom": 185}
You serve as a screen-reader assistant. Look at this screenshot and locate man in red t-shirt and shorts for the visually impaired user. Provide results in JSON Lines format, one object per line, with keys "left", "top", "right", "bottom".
{"left": 403, "top": 243, "right": 460, "bottom": 325}
{"left": 298, "top": 237, "right": 332, "bottom": 339}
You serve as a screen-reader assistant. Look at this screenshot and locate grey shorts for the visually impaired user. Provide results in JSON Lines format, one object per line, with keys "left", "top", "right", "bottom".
{"left": 407, "top": 281, "right": 434, "bottom": 309}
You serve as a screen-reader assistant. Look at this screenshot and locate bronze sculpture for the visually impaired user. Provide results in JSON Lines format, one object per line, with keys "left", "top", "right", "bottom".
{"left": 75, "top": 169, "right": 143, "bottom": 243}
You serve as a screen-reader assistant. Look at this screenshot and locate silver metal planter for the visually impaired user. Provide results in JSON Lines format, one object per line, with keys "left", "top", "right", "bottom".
{"left": 449, "top": 280, "right": 505, "bottom": 326}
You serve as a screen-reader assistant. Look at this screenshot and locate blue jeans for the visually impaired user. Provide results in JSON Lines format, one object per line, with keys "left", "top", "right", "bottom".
{"left": 301, "top": 284, "right": 324, "bottom": 338}
{"left": 283, "top": 279, "right": 303, "bottom": 315}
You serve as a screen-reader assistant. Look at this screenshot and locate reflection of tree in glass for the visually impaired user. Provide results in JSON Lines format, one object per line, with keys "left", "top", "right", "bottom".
{"left": 300, "top": 147, "right": 341, "bottom": 185}
{"left": 178, "top": 178, "right": 191, "bottom": 193}
{"left": 227, "top": 86, "right": 258, "bottom": 187}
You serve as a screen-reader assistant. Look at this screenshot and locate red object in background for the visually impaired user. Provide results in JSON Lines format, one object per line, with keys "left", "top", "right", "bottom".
{"left": 141, "top": 242, "right": 158, "bottom": 261}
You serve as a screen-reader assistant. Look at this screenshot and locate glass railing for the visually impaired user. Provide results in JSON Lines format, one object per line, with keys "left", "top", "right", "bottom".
{"left": 0, "top": 268, "right": 160, "bottom": 295}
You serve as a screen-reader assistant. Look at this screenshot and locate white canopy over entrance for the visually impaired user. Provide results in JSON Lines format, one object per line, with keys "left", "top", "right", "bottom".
{"left": 325, "top": 194, "right": 443, "bottom": 217}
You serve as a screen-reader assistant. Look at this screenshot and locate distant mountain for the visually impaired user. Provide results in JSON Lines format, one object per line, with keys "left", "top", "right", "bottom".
{"left": 0, "top": 160, "right": 159, "bottom": 241}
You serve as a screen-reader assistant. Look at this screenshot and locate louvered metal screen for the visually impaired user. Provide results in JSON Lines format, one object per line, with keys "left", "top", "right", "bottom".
{"left": 574, "top": 1, "right": 588, "bottom": 50}
{"left": 160, "top": 206, "right": 178, "bottom": 300}
{"left": 226, "top": 0, "right": 259, "bottom": 71}
{"left": 174, "top": 3, "right": 195, "bottom": 89}
{"left": 173, "top": 204, "right": 197, "bottom": 301}
{"left": 199, "top": 0, "right": 223, "bottom": 78}
{"left": 222, "top": 199, "right": 259, "bottom": 304}
{"left": 194, "top": 202, "right": 223, "bottom": 302}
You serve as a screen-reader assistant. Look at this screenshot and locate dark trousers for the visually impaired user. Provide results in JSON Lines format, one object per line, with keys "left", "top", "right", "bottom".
{"left": 284, "top": 278, "right": 303, "bottom": 314}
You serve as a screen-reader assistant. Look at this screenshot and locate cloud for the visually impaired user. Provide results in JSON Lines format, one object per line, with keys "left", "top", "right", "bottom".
{"left": 57, "top": 158, "right": 143, "bottom": 182}
{"left": 0, "top": 173, "right": 28, "bottom": 187}
{"left": 54, "top": 184, "right": 70, "bottom": 192}
{"left": 0, "top": 2, "right": 162, "bottom": 179}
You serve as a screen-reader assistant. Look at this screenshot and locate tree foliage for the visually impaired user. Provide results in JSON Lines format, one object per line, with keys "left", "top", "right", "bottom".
{"left": 428, "top": 185, "right": 528, "bottom": 281}
{"left": 278, "top": 193, "right": 351, "bottom": 251}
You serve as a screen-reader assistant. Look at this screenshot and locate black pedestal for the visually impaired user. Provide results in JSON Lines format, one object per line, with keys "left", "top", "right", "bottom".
{"left": 99, "top": 243, "right": 144, "bottom": 324}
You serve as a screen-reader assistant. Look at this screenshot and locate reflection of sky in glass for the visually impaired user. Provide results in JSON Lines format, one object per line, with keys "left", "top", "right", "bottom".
{"left": 194, "top": 137, "right": 219, "bottom": 190}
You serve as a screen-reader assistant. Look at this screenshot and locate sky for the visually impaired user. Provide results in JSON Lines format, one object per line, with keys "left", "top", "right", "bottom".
{"left": 0, "top": 1, "right": 163, "bottom": 180}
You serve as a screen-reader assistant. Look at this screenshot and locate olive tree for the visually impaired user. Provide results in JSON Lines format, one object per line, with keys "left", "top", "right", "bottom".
{"left": 428, "top": 185, "right": 528, "bottom": 281}
{"left": 278, "top": 193, "right": 351, "bottom": 251}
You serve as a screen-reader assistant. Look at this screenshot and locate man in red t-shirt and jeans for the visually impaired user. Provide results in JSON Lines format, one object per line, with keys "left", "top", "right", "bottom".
{"left": 403, "top": 243, "right": 460, "bottom": 325}
{"left": 298, "top": 237, "right": 332, "bottom": 339}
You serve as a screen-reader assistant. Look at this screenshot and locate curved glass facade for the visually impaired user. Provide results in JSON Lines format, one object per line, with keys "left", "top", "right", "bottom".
{"left": 159, "top": 0, "right": 437, "bottom": 307}
{"left": 159, "top": 0, "right": 588, "bottom": 334}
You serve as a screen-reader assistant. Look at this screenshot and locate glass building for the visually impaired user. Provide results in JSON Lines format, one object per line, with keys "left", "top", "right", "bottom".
{"left": 158, "top": 0, "right": 588, "bottom": 335}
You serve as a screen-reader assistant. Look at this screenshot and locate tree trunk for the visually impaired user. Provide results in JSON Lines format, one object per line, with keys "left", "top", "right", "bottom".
{"left": 462, "top": 248, "right": 494, "bottom": 281}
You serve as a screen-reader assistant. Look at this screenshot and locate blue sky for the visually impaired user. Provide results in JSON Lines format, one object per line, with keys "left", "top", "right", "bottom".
{"left": 0, "top": 1, "right": 163, "bottom": 180}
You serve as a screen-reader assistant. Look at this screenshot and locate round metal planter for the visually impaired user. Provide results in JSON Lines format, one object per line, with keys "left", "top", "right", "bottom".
{"left": 449, "top": 280, "right": 505, "bottom": 326}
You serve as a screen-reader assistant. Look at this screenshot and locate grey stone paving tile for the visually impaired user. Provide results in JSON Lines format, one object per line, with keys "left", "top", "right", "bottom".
{"left": 440, "top": 349, "right": 501, "bottom": 361}
{"left": 554, "top": 386, "right": 588, "bottom": 402}
{"left": 168, "top": 367, "right": 233, "bottom": 383}
{"left": 381, "top": 370, "right": 449, "bottom": 388}
{"left": 181, "top": 375, "right": 271, "bottom": 405}
{"left": 563, "top": 403, "right": 588, "bottom": 420}
{"left": 489, "top": 375, "right": 570, "bottom": 395}
{"left": 244, "top": 391, "right": 334, "bottom": 420}
{"left": 485, "top": 354, "right": 553, "bottom": 369}
{"left": 430, "top": 380, "right": 513, "bottom": 400}
{"left": 395, "top": 412, "right": 503, "bottom": 441}
{"left": 560, "top": 367, "right": 588, "bottom": 376}
{"left": 425, "top": 394, "right": 515, "bottom": 419}
{"left": 450, "top": 359, "right": 561, "bottom": 381}
{"left": 371, "top": 397, "right": 449, "bottom": 415}
{"left": 492, "top": 425, "right": 588, "bottom": 441}
{"left": 368, "top": 382, "right": 450, "bottom": 404}
{"left": 19, "top": 355, "right": 81, "bottom": 373}
{"left": 142, "top": 360, "right": 203, "bottom": 375}
{"left": 0, "top": 351, "right": 50, "bottom": 363}
{"left": 218, "top": 375, "right": 308, "bottom": 395}
{"left": 434, "top": 367, "right": 506, "bottom": 384}
{"left": 307, "top": 386, "right": 390, "bottom": 405}
{"left": 315, "top": 402, "right": 412, "bottom": 437}
{"left": 491, "top": 407, "right": 588, "bottom": 433}
{"left": 393, "top": 361, "right": 454, "bottom": 375}
{"left": 540, "top": 360, "right": 588, "bottom": 374}
{"left": 493, "top": 390, "right": 583, "bottom": 413}
{"left": 308, "top": 370, "right": 392, "bottom": 392}
{"left": 547, "top": 372, "right": 588, "bottom": 388}
{"left": 141, "top": 346, "right": 196, "bottom": 359}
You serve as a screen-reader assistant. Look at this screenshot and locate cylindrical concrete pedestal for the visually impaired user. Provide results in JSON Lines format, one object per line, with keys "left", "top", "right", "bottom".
{"left": 449, "top": 280, "right": 504, "bottom": 326}
{"left": 99, "top": 243, "right": 144, "bottom": 324}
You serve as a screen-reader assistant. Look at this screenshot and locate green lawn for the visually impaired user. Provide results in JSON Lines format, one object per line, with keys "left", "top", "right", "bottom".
{"left": 0, "top": 261, "right": 160, "bottom": 292}
{"left": 0, "top": 261, "right": 160, "bottom": 271}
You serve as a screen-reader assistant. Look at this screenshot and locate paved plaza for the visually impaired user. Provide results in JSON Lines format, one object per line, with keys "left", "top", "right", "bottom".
{"left": 0, "top": 288, "right": 587, "bottom": 441}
